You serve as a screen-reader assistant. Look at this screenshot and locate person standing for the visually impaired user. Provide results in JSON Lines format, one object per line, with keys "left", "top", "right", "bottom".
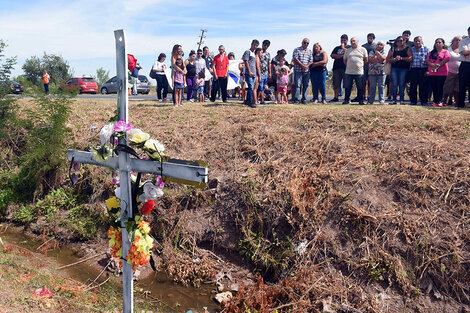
{"left": 426, "top": 38, "right": 450, "bottom": 107}
{"left": 409, "top": 36, "right": 429, "bottom": 106}
{"left": 184, "top": 50, "right": 197, "bottom": 103}
{"left": 292, "top": 38, "right": 313, "bottom": 104}
{"left": 367, "top": 41, "right": 386, "bottom": 104}
{"left": 458, "top": 26, "right": 470, "bottom": 108}
{"left": 242, "top": 39, "right": 259, "bottom": 108}
{"left": 210, "top": 45, "right": 229, "bottom": 103}
{"left": 258, "top": 40, "right": 271, "bottom": 104}
{"left": 152, "top": 53, "right": 169, "bottom": 101}
{"left": 202, "top": 46, "right": 213, "bottom": 100}
{"left": 342, "top": 37, "right": 368, "bottom": 105}
{"left": 171, "top": 44, "right": 185, "bottom": 104}
{"left": 402, "top": 30, "right": 414, "bottom": 49}
{"left": 194, "top": 49, "right": 206, "bottom": 100}
{"left": 330, "top": 34, "right": 350, "bottom": 102}
{"left": 386, "top": 36, "right": 412, "bottom": 104}
{"left": 43, "top": 70, "right": 50, "bottom": 94}
{"left": 271, "top": 49, "right": 287, "bottom": 103}
{"left": 443, "top": 36, "right": 461, "bottom": 106}
{"left": 361, "top": 33, "right": 377, "bottom": 101}
{"left": 309, "top": 43, "right": 328, "bottom": 104}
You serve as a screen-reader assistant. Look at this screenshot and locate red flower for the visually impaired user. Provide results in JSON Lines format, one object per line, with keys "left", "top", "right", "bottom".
{"left": 141, "top": 200, "right": 155, "bottom": 215}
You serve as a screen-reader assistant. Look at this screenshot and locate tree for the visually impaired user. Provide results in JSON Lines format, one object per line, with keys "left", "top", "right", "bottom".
{"left": 96, "top": 67, "right": 110, "bottom": 87}
{"left": 0, "top": 39, "right": 17, "bottom": 137}
{"left": 22, "top": 53, "right": 72, "bottom": 86}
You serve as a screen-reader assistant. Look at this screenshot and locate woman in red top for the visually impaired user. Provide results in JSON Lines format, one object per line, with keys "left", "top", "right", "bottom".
{"left": 210, "top": 45, "right": 229, "bottom": 102}
{"left": 426, "top": 38, "right": 450, "bottom": 107}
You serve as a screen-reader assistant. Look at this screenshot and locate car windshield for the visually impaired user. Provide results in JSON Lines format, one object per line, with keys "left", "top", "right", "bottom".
{"left": 138, "top": 76, "right": 147, "bottom": 82}
{"left": 82, "top": 78, "right": 96, "bottom": 82}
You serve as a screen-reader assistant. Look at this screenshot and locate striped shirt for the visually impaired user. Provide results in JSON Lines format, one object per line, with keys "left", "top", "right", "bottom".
{"left": 292, "top": 46, "right": 313, "bottom": 72}
{"left": 411, "top": 46, "right": 429, "bottom": 68}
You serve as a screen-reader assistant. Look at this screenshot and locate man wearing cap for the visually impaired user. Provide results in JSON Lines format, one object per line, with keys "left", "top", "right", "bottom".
{"left": 361, "top": 33, "right": 377, "bottom": 101}
{"left": 292, "top": 38, "right": 313, "bottom": 104}
{"left": 330, "top": 34, "right": 350, "bottom": 102}
{"left": 402, "top": 30, "right": 414, "bottom": 49}
{"left": 458, "top": 26, "right": 470, "bottom": 108}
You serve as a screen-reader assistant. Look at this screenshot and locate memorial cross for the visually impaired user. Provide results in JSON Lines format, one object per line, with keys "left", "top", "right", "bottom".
{"left": 67, "top": 29, "right": 208, "bottom": 313}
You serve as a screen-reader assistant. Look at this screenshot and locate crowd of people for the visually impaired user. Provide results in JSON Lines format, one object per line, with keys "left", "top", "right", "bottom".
{"left": 149, "top": 26, "right": 470, "bottom": 109}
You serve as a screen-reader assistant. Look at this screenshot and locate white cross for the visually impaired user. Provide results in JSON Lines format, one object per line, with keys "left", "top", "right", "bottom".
{"left": 67, "top": 29, "right": 208, "bottom": 313}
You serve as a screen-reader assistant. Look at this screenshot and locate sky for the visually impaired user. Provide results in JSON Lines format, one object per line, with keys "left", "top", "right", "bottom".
{"left": 1, "top": 0, "right": 469, "bottom": 80}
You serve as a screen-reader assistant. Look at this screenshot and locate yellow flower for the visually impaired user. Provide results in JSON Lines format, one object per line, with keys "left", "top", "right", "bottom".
{"left": 105, "top": 196, "right": 119, "bottom": 211}
{"left": 128, "top": 128, "right": 150, "bottom": 144}
{"left": 144, "top": 139, "right": 165, "bottom": 153}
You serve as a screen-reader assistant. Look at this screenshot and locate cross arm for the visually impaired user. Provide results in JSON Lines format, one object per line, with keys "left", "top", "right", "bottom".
{"left": 68, "top": 149, "right": 208, "bottom": 188}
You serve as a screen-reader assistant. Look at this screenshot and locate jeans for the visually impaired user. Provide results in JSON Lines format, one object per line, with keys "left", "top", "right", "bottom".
{"left": 294, "top": 71, "right": 310, "bottom": 102}
{"left": 186, "top": 76, "right": 196, "bottom": 100}
{"left": 368, "top": 74, "right": 386, "bottom": 103}
{"left": 344, "top": 74, "right": 364, "bottom": 102}
{"left": 391, "top": 67, "right": 408, "bottom": 102}
{"left": 409, "top": 68, "right": 428, "bottom": 104}
{"left": 155, "top": 74, "right": 168, "bottom": 99}
{"left": 44, "top": 83, "right": 49, "bottom": 94}
{"left": 310, "top": 70, "right": 327, "bottom": 101}
{"left": 245, "top": 75, "right": 256, "bottom": 105}
{"left": 210, "top": 77, "right": 228, "bottom": 102}
{"left": 458, "top": 62, "right": 470, "bottom": 107}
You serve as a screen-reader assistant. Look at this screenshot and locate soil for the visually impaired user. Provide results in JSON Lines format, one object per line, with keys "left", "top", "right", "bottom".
{"left": 2, "top": 98, "right": 470, "bottom": 312}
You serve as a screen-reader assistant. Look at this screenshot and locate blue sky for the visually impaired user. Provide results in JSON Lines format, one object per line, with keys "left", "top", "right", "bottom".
{"left": 1, "top": 0, "right": 469, "bottom": 80}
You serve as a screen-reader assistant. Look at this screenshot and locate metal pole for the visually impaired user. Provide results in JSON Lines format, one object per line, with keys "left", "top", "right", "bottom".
{"left": 114, "top": 29, "right": 134, "bottom": 313}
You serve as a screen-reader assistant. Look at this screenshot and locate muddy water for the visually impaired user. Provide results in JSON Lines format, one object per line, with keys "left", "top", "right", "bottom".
{"left": 1, "top": 227, "right": 219, "bottom": 312}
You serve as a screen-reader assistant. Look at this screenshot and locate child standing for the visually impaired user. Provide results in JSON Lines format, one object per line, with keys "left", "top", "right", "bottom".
{"left": 276, "top": 59, "right": 291, "bottom": 104}
{"left": 196, "top": 70, "right": 205, "bottom": 103}
{"left": 172, "top": 58, "right": 186, "bottom": 106}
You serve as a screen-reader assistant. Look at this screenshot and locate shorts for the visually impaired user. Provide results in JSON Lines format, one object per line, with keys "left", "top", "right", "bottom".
{"left": 443, "top": 72, "right": 459, "bottom": 96}
{"left": 278, "top": 86, "right": 287, "bottom": 93}
{"left": 174, "top": 82, "right": 184, "bottom": 89}
{"left": 197, "top": 86, "right": 204, "bottom": 94}
{"left": 258, "top": 75, "right": 268, "bottom": 91}
{"left": 332, "top": 68, "right": 345, "bottom": 90}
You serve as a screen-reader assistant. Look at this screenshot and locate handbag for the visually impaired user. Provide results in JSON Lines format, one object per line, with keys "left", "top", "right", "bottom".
{"left": 149, "top": 66, "right": 157, "bottom": 79}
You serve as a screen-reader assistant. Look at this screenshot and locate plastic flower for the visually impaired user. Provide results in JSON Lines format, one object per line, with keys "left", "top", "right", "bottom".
{"left": 91, "top": 145, "right": 111, "bottom": 162}
{"left": 99, "top": 123, "right": 115, "bottom": 145}
{"left": 141, "top": 200, "right": 155, "bottom": 215}
{"left": 157, "top": 176, "right": 164, "bottom": 188}
{"left": 107, "top": 226, "right": 123, "bottom": 266}
{"left": 105, "top": 196, "right": 120, "bottom": 211}
{"left": 128, "top": 128, "right": 150, "bottom": 145}
{"left": 144, "top": 139, "right": 165, "bottom": 154}
{"left": 114, "top": 120, "right": 132, "bottom": 133}
{"left": 138, "top": 182, "right": 163, "bottom": 202}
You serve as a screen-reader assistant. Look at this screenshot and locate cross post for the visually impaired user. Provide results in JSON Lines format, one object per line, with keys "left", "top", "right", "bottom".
{"left": 67, "top": 29, "right": 208, "bottom": 313}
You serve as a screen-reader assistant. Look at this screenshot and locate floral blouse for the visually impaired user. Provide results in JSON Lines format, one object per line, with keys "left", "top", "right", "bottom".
{"left": 368, "top": 50, "right": 385, "bottom": 75}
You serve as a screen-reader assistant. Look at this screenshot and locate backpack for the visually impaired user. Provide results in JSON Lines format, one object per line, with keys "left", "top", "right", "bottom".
{"left": 149, "top": 66, "right": 157, "bottom": 79}
{"left": 127, "top": 54, "right": 137, "bottom": 72}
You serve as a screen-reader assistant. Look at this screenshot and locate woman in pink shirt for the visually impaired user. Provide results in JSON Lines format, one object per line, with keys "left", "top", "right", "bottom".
{"left": 426, "top": 38, "right": 450, "bottom": 107}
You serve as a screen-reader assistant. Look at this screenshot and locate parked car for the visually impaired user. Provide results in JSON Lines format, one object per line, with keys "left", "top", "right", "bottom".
{"left": 9, "top": 81, "right": 24, "bottom": 94}
{"left": 59, "top": 77, "right": 98, "bottom": 94}
{"left": 101, "top": 75, "right": 150, "bottom": 95}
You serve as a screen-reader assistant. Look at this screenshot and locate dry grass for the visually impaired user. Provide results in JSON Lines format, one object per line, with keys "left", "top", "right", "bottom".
{"left": 11, "top": 97, "right": 470, "bottom": 312}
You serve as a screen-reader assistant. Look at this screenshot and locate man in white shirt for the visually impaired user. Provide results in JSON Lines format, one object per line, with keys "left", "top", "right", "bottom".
{"left": 342, "top": 37, "right": 368, "bottom": 105}
{"left": 458, "top": 26, "right": 470, "bottom": 108}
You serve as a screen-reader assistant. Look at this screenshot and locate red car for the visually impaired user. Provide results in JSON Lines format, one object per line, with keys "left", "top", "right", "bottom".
{"left": 60, "top": 77, "right": 98, "bottom": 94}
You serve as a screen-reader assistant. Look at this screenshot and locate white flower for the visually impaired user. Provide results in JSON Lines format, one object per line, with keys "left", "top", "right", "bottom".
{"left": 99, "top": 124, "right": 115, "bottom": 145}
{"left": 138, "top": 182, "right": 164, "bottom": 203}
{"left": 128, "top": 128, "right": 150, "bottom": 144}
{"left": 115, "top": 187, "right": 121, "bottom": 199}
{"left": 144, "top": 139, "right": 165, "bottom": 153}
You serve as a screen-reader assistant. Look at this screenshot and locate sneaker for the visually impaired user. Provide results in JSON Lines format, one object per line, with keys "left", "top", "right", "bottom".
{"left": 409, "top": 102, "right": 417, "bottom": 106}
{"left": 342, "top": 100, "right": 350, "bottom": 104}
{"left": 158, "top": 99, "right": 163, "bottom": 102}
{"left": 189, "top": 99, "right": 194, "bottom": 103}
{"left": 351, "top": 97, "right": 359, "bottom": 102}
{"left": 329, "top": 98, "right": 339, "bottom": 103}
{"left": 400, "top": 101, "right": 405, "bottom": 105}
{"left": 432, "top": 103, "right": 443, "bottom": 107}
{"left": 391, "top": 101, "right": 397, "bottom": 105}
{"left": 273, "top": 100, "right": 278, "bottom": 104}
{"left": 359, "top": 101, "right": 365, "bottom": 105}
{"left": 163, "top": 98, "right": 168, "bottom": 101}
{"left": 249, "top": 104, "right": 257, "bottom": 108}
{"left": 421, "top": 102, "right": 428, "bottom": 106}
{"left": 379, "top": 101, "right": 385, "bottom": 105}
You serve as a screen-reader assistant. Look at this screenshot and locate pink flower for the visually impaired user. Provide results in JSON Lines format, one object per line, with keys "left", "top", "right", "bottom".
{"left": 157, "top": 176, "right": 164, "bottom": 188}
{"left": 114, "top": 120, "right": 132, "bottom": 132}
